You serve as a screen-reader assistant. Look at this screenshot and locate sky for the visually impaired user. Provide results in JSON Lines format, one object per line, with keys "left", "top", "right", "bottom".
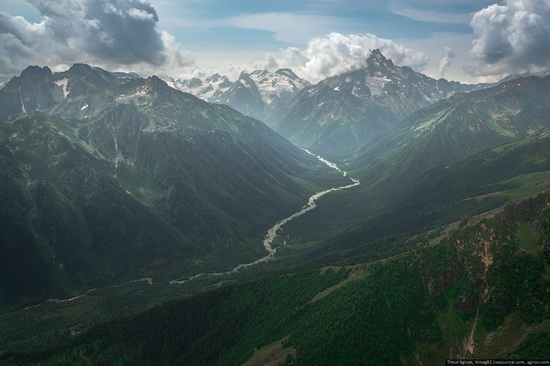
{"left": 1, "top": 0, "right": 550, "bottom": 83}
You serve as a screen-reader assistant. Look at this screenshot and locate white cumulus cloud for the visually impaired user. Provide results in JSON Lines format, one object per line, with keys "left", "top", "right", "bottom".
{"left": 438, "top": 47, "right": 455, "bottom": 78}
{"left": 468, "top": 0, "right": 550, "bottom": 77}
{"left": 263, "top": 32, "right": 429, "bottom": 83}
{"left": 0, "top": 0, "right": 193, "bottom": 75}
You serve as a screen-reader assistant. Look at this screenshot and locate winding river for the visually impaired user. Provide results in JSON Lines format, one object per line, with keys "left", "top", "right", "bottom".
{"left": 169, "top": 151, "right": 360, "bottom": 284}
{"left": 26, "top": 153, "right": 361, "bottom": 305}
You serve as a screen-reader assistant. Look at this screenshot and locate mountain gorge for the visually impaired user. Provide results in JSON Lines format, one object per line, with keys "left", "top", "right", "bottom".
{"left": 0, "top": 64, "right": 347, "bottom": 306}
{"left": 273, "top": 74, "right": 550, "bottom": 266}
{"left": 1, "top": 51, "right": 550, "bottom": 364}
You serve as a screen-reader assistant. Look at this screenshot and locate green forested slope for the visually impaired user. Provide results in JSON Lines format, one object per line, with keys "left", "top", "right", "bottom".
{"left": 273, "top": 127, "right": 550, "bottom": 268}
{"left": 0, "top": 66, "right": 347, "bottom": 308}
{"left": 5, "top": 192, "right": 548, "bottom": 365}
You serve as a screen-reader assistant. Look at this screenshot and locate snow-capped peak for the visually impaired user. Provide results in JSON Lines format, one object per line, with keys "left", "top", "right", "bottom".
{"left": 243, "top": 69, "right": 310, "bottom": 105}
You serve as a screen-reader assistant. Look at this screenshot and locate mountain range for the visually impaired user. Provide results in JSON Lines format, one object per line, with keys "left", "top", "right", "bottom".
{"left": 168, "top": 68, "right": 310, "bottom": 127}
{"left": 0, "top": 64, "right": 346, "bottom": 307}
{"left": 1, "top": 51, "right": 549, "bottom": 364}
{"left": 172, "top": 50, "right": 486, "bottom": 158}
{"left": 352, "top": 74, "right": 550, "bottom": 191}
{"left": 272, "top": 74, "right": 550, "bottom": 266}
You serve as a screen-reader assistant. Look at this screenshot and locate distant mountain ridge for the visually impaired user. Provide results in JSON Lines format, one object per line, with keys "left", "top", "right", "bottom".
{"left": 169, "top": 50, "right": 486, "bottom": 158}
{"left": 168, "top": 68, "right": 310, "bottom": 125}
{"left": 275, "top": 49, "right": 485, "bottom": 157}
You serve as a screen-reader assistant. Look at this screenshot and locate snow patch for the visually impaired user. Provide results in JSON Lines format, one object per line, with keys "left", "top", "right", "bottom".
{"left": 247, "top": 70, "right": 308, "bottom": 105}
{"left": 55, "top": 78, "right": 69, "bottom": 98}
{"left": 129, "top": 86, "right": 149, "bottom": 98}
{"left": 116, "top": 86, "right": 149, "bottom": 103}
{"left": 364, "top": 76, "right": 390, "bottom": 97}
{"left": 19, "top": 84, "right": 26, "bottom": 113}
{"left": 81, "top": 104, "right": 88, "bottom": 110}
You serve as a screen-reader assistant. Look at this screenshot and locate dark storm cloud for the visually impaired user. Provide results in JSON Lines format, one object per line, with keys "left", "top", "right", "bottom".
{"left": 469, "top": 0, "right": 550, "bottom": 76}
{"left": 0, "top": 0, "right": 191, "bottom": 74}
{"left": 82, "top": 0, "right": 165, "bottom": 64}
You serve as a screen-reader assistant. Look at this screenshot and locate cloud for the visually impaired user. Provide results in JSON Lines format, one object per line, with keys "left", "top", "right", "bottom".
{"left": 0, "top": 0, "right": 193, "bottom": 75}
{"left": 438, "top": 47, "right": 455, "bottom": 77}
{"left": 468, "top": 0, "right": 550, "bottom": 77}
{"left": 388, "top": 4, "right": 470, "bottom": 24}
{"left": 225, "top": 12, "right": 348, "bottom": 44}
{"left": 262, "top": 32, "right": 429, "bottom": 83}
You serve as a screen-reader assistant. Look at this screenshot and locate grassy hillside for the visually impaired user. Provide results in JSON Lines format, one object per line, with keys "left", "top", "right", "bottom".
{"left": 4, "top": 192, "right": 549, "bottom": 365}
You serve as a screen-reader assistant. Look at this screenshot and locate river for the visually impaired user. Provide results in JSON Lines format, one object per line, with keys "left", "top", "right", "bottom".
{"left": 169, "top": 151, "right": 360, "bottom": 284}
{"left": 27, "top": 153, "right": 361, "bottom": 301}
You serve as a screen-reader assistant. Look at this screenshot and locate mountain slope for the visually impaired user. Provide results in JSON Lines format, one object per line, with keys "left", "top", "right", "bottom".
{"left": 301, "top": 127, "right": 550, "bottom": 266}
{"left": 0, "top": 64, "right": 347, "bottom": 307}
{"left": 351, "top": 75, "right": 550, "bottom": 194}
{"left": 6, "top": 192, "right": 549, "bottom": 365}
{"left": 275, "top": 49, "right": 482, "bottom": 158}
{"left": 0, "top": 112, "right": 191, "bottom": 305}
{"left": 271, "top": 77, "right": 550, "bottom": 265}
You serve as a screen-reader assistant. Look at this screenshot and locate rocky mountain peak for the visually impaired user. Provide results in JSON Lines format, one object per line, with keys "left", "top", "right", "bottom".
{"left": 64, "top": 63, "right": 115, "bottom": 82}
{"left": 185, "top": 77, "right": 203, "bottom": 88}
{"left": 56, "top": 64, "right": 120, "bottom": 97}
{"left": 20, "top": 65, "right": 53, "bottom": 80}
{"left": 236, "top": 72, "right": 265, "bottom": 90}
{"left": 365, "top": 49, "right": 397, "bottom": 75}
{"left": 145, "top": 75, "right": 168, "bottom": 88}
{"left": 206, "top": 73, "right": 232, "bottom": 88}
{"left": 15, "top": 65, "right": 59, "bottom": 113}
{"left": 276, "top": 68, "right": 300, "bottom": 80}
{"left": 368, "top": 48, "right": 385, "bottom": 59}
